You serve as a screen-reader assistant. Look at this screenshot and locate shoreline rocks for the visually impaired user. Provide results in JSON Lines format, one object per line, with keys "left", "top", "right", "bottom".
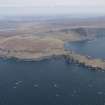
{"left": 0, "top": 50, "right": 105, "bottom": 71}
{"left": 63, "top": 51, "right": 105, "bottom": 70}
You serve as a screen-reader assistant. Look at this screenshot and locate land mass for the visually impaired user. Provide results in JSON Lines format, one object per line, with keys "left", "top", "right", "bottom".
{"left": 0, "top": 16, "right": 105, "bottom": 70}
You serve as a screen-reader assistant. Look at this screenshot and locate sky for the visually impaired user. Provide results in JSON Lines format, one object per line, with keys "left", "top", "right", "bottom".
{"left": 0, "top": 0, "right": 105, "bottom": 16}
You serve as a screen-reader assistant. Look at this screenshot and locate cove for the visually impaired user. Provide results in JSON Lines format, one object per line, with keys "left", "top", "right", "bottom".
{"left": 65, "top": 37, "right": 105, "bottom": 59}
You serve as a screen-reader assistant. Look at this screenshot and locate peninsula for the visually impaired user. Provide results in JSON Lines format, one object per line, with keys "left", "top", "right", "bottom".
{"left": 0, "top": 16, "right": 105, "bottom": 70}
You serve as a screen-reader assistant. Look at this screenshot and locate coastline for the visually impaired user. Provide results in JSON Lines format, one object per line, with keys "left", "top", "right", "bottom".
{"left": 63, "top": 51, "right": 105, "bottom": 70}
{"left": 0, "top": 50, "right": 67, "bottom": 62}
{"left": 1, "top": 49, "right": 105, "bottom": 71}
{"left": 0, "top": 23, "right": 105, "bottom": 70}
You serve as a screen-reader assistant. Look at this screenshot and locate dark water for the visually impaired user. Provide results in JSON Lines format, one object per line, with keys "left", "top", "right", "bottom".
{"left": 0, "top": 58, "right": 105, "bottom": 105}
{"left": 65, "top": 37, "right": 105, "bottom": 59}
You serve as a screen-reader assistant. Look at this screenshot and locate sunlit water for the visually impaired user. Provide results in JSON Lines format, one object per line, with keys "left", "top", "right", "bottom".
{"left": 0, "top": 57, "right": 105, "bottom": 105}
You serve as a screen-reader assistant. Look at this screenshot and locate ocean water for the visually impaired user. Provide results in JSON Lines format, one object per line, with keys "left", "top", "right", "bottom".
{"left": 65, "top": 37, "right": 105, "bottom": 59}
{"left": 0, "top": 57, "right": 105, "bottom": 105}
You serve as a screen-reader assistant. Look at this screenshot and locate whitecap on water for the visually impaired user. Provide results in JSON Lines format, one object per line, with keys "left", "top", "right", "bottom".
{"left": 56, "top": 94, "right": 60, "bottom": 97}
{"left": 88, "top": 84, "right": 93, "bottom": 88}
{"left": 71, "top": 94, "right": 74, "bottom": 97}
{"left": 53, "top": 84, "right": 58, "bottom": 88}
{"left": 13, "top": 86, "right": 17, "bottom": 89}
{"left": 33, "top": 84, "right": 39, "bottom": 88}
{"left": 97, "top": 91, "right": 103, "bottom": 95}
{"left": 51, "top": 81, "right": 59, "bottom": 88}
{"left": 73, "top": 90, "right": 77, "bottom": 94}
{"left": 15, "top": 81, "right": 23, "bottom": 85}
{"left": 13, "top": 81, "right": 23, "bottom": 89}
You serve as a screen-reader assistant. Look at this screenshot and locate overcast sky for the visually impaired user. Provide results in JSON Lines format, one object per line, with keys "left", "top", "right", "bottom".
{"left": 0, "top": 0, "right": 105, "bottom": 16}
{"left": 0, "top": 0, "right": 105, "bottom": 7}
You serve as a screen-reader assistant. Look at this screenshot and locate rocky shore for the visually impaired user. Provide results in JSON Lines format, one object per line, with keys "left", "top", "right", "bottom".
{"left": 1, "top": 44, "right": 105, "bottom": 71}
{"left": 63, "top": 51, "right": 105, "bottom": 70}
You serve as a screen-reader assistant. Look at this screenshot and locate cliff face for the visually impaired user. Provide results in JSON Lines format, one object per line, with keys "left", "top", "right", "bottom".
{"left": 64, "top": 51, "right": 105, "bottom": 70}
